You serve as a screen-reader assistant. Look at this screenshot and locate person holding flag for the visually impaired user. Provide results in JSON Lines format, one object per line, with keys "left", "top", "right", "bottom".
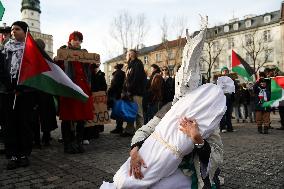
{"left": 253, "top": 78, "right": 271, "bottom": 134}
{"left": 0, "top": 21, "right": 35, "bottom": 170}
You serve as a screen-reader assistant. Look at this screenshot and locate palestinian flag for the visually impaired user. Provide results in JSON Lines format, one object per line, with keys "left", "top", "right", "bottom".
{"left": 263, "top": 76, "right": 284, "bottom": 107}
{"left": 0, "top": 1, "right": 4, "bottom": 21}
{"left": 18, "top": 32, "right": 88, "bottom": 102}
{"left": 232, "top": 50, "right": 254, "bottom": 81}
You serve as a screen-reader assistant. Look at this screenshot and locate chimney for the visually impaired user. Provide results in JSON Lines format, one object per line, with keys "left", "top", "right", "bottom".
{"left": 123, "top": 47, "right": 127, "bottom": 54}
{"left": 281, "top": 1, "right": 284, "bottom": 21}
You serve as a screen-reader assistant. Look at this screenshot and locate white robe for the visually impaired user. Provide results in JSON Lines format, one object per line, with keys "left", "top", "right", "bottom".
{"left": 100, "top": 83, "right": 226, "bottom": 189}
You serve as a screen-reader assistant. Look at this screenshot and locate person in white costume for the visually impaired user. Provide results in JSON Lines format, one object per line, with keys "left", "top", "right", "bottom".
{"left": 100, "top": 16, "right": 226, "bottom": 189}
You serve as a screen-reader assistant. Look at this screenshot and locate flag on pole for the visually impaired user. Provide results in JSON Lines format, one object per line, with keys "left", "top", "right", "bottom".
{"left": 263, "top": 76, "right": 284, "bottom": 107}
{"left": 0, "top": 1, "right": 5, "bottom": 21}
{"left": 232, "top": 50, "right": 254, "bottom": 81}
{"left": 18, "top": 32, "right": 89, "bottom": 102}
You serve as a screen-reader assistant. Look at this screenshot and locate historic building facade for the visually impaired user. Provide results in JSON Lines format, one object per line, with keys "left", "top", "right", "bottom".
{"left": 21, "top": 0, "right": 53, "bottom": 57}
{"left": 104, "top": 2, "right": 284, "bottom": 84}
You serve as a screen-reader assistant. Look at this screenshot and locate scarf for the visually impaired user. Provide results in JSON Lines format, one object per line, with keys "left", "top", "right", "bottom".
{"left": 4, "top": 39, "right": 24, "bottom": 79}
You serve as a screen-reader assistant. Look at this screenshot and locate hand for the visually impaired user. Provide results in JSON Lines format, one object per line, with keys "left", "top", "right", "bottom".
{"left": 129, "top": 147, "right": 147, "bottom": 179}
{"left": 179, "top": 117, "right": 203, "bottom": 144}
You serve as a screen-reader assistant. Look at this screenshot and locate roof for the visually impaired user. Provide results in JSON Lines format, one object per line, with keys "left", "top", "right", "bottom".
{"left": 21, "top": 0, "right": 41, "bottom": 13}
{"left": 155, "top": 37, "right": 186, "bottom": 51}
{"left": 206, "top": 10, "right": 280, "bottom": 39}
{"left": 105, "top": 44, "right": 160, "bottom": 64}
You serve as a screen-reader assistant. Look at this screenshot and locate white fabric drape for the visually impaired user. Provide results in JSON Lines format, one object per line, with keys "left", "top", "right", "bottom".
{"left": 100, "top": 84, "right": 226, "bottom": 189}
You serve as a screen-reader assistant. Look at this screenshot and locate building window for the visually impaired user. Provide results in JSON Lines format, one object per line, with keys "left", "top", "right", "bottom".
{"left": 228, "top": 38, "right": 234, "bottom": 49}
{"left": 233, "top": 23, "right": 239, "bottom": 30}
{"left": 156, "top": 53, "right": 162, "bottom": 62}
{"left": 31, "top": 12, "right": 34, "bottom": 16}
{"left": 212, "top": 41, "right": 220, "bottom": 52}
{"left": 265, "top": 49, "right": 273, "bottom": 62}
{"left": 245, "top": 20, "right": 252, "bottom": 28}
{"left": 168, "top": 49, "right": 174, "bottom": 60}
{"left": 214, "top": 28, "right": 219, "bottom": 35}
{"left": 246, "top": 52, "right": 253, "bottom": 64}
{"left": 224, "top": 25, "right": 229, "bottom": 33}
{"left": 263, "top": 30, "right": 271, "bottom": 42}
{"left": 264, "top": 15, "right": 271, "bottom": 23}
{"left": 245, "top": 34, "right": 253, "bottom": 46}
{"left": 144, "top": 56, "right": 148, "bottom": 64}
{"left": 31, "top": 23, "right": 34, "bottom": 26}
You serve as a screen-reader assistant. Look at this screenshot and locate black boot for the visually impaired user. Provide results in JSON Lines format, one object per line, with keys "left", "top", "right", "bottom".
{"left": 76, "top": 121, "right": 85, "bottom": 153}
{"left": 258, "top": 126, "right": 263, "bottom": 134}
{"left": 263, "top": 126, "right": 269, "bottom": 134}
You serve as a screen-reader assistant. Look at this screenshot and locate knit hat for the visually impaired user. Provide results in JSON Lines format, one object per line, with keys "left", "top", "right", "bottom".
{"left": 11, "top": 21, "right": 29, "bottom": 33}
{"left": 68, "top": 31, "right": 83, "bottom": 43}
{"left": 221, "top": 66, "right": 229, "bottom": 73}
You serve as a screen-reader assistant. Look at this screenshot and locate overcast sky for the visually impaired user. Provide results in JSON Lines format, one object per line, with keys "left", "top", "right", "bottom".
{"left": 1, "top": 0, "right": 281, "bottom": 62}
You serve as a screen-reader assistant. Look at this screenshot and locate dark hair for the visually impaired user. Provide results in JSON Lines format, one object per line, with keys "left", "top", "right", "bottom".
{"left": 114, "top": 63, "right": 124, "bottom": 70}
{"left": 151, "top": 64, "right": 160, "bottom": 71}
{"left": 150, "top": 74, "right": 164, "bottom": 102}
{"left": 259, "top": 72, "right": 266, "bottom": 78}
{"left": 12, "top": 21, "right": 29, "bottom": 33}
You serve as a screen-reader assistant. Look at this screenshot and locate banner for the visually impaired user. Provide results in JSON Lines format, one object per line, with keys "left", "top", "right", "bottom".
{"left": 86, "top": 91, "right": 110, "bottom": 126}
{"left": 56, "top": 49, "right": 100, "bottom": 64}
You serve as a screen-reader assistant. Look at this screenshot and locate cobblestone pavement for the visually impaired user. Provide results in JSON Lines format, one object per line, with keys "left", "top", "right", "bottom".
{"left": 0, "top": 115, "right": 284, "bottom": 189}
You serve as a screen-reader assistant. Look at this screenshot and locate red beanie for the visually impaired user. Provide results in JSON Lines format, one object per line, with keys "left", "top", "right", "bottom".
{"left": 68, "top": 31, "right": 83, "bottom": 43}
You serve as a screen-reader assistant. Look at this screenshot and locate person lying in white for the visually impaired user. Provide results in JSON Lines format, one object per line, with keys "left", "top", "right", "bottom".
{"left": 100, "top": 83, "right": 226, "bottom": 189}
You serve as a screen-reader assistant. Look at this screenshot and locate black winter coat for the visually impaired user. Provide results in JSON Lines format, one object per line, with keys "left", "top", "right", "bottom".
{"left": 91, "top": 70, "right": 107, "bottom": 92}
{"left": 108, "top": 69, "right": 125, "bottom": 99}
{"left": 123, "top": 58, "right": 147, "bottom": 97}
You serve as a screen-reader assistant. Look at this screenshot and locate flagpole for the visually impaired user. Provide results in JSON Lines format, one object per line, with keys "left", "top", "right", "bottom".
{"left": 12, "top": 27, "right": 29, "bottom": 109}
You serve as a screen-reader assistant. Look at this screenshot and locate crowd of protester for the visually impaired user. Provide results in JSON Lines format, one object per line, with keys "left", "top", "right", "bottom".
{"left": 0, "top": 21, "right": 283, "bottom": 178}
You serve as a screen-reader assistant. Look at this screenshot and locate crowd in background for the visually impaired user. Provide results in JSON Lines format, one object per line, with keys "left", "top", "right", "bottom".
{"left": 0, "top": 21, "right": 284, "bottom": 173}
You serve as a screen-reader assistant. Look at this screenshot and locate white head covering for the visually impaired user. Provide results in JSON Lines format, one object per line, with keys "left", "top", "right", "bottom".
{"left": 173, "top": 16, "right": 208, "bottom": 104}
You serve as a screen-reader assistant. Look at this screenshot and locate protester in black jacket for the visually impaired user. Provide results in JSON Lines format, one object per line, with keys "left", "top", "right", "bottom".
{"left": 1, "top": 21, "right": 36, "bottom": 170}
{"left": 121, "top": 49, "right": 147, "bottom": 137}
{"left": 108, "top": 64, "right": 126, "bottom": 134}
{"left": 83, "top": 62, "right": 107, "bottom": 143}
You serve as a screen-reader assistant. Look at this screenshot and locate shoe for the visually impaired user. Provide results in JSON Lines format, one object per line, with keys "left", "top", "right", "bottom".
{"left": 276, "top": 127, "right": 284, "bottom": 130}
{"left": 83, "top": 140, "right": 90, "bottom": 145}
{"left": 120, "top": 132, "right": 134, "bottom": 137}
{"left": 221, "top": 129, "right": 227, "bottom": 133}
{"left": 110, "top": 128, "right": 123, "bottom": 134}
{"left": 18, "top": 156, "right": 30, "bottom": 167}
{"left": 236, "top": 119, "right": 239, "bottom": 123}
{"left": 64, "top": 143, "right": 79, "bottom": 154}
{"left": 227, "top": 129, "right": 236, "bottom": 132}
{"left": 58, "top": 138, "right": 64, "bottom": 143}
{"left": 6, "top": 156, "right": 19, "bottom": 170}
{"left": 258, "top": 126, "right": 263, "bottom": 134}
{"left": 263, "top": 126, "right": 269, "bottom": 134}
{"left": 77, "top": 144, "right": 85, "bottom": 153}
{"left": 268, "top": 126, "right": 274, "bottom": 129}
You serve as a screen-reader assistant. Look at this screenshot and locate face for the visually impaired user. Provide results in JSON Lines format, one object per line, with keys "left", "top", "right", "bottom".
{"left": 162, "top": 67, "right": 169, "bottom": 75}
{"left": 222, "top": 69, "right": 228, "bottom": 75}
{"left": 70, "top": 38, "right": 82, "bottom": 48}
{"left": 260, "top": 82, "right": 267, "bottom": 88}
{"left": 11, "top": 25, "right": 26, "bottom": 42}
{"left": 126, "top": 50, "right": 136, "bottom": 62}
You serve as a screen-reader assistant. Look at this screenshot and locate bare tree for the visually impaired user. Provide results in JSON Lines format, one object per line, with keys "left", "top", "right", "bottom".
{"left": 200, "top": 39, "right": 224, "bottom": 82}
{"left": 110, "top": 10, "right": 148, "bottom": 52}
{"left": 242, "top": 30, "right": 272, "bottom": 78}
{"left": 159, "top": 15, "right": 188, "bottom": 71}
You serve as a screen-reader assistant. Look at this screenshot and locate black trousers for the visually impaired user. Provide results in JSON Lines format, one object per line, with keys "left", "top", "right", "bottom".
{"left": 279, "top": 106, "right": 284, "bottom": 127}
{"left": 220, "top": 94, "right": 233, "bottom": 131}
{"left": 3, "top": 92, "right": 36, "bottom": 158}
{"left": 61, "top": 120, "right": 84, "bottom": 146}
